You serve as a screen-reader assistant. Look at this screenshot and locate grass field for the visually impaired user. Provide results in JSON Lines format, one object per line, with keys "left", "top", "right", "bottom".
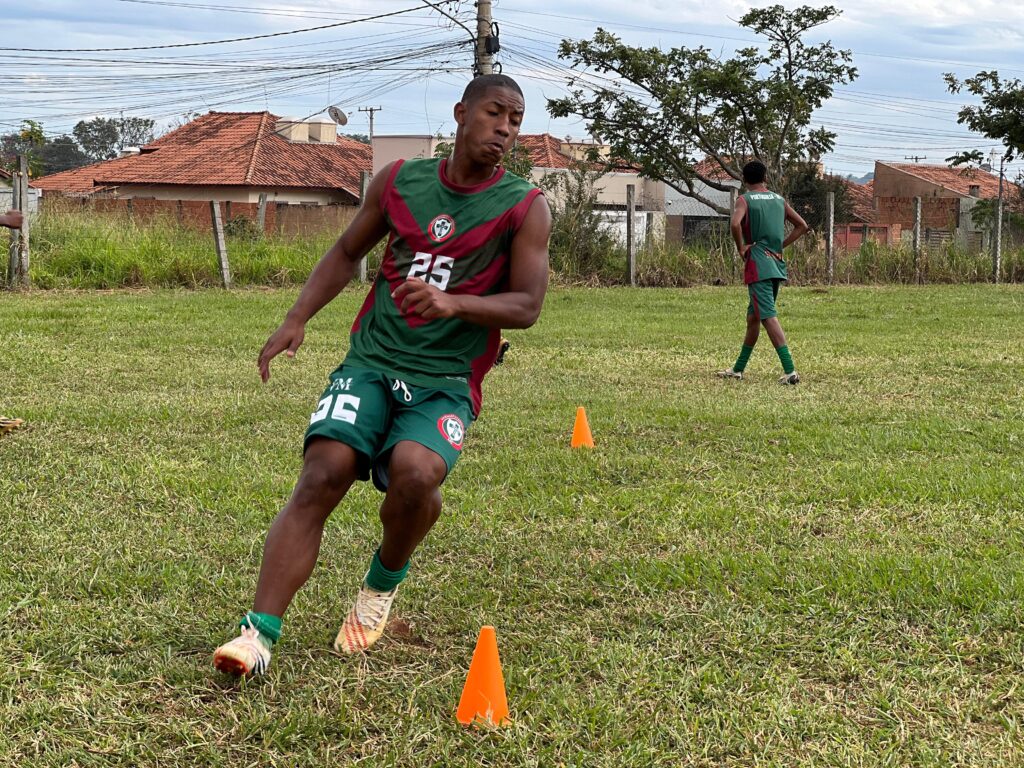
{"left": 2, "top": 285, "right": 1023, "bottom": 766}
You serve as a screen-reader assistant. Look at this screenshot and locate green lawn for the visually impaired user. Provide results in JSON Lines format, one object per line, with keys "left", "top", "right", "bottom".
{"left": 2, "top": 285, "right": 1023, "bottom": 766}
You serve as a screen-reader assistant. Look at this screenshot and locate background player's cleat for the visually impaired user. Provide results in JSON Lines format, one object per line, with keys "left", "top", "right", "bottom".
{"left": 494, "top": 338, "right": 511, "bottom": 366}
{"left": 778, "top": 372, "right": 801, "bottom": 385}
{"left": 716, "top": 368, "right": 743, "bottom": 380}
{"left": 333, "top": 582, "right": 398, "bottom": 654}
{"left": 213, "top": 624, "right": 271, "bottom": 676}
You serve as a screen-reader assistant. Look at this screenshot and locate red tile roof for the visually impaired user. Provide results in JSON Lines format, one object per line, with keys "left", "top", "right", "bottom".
{"left": 881, "top": 162, "right": 1003, "bottom": 198}
{"left": 843, "top": 178, "right": 876, "bottom": 223}
{"left": 517, "top": 134, "right": 574, "bottom": 169}
{"left": 33, "top": 111, "right": 371, "bottom": 196}
{"left": 693, "top": 157, "right": 741, "bottom": 182}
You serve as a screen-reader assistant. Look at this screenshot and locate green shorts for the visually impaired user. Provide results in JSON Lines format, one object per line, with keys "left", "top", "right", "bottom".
{"left": 304, "top": 364, "right": 474, "bottom": 492}
{"left": 747, "top": 278, "right": 783, "bottom": 320}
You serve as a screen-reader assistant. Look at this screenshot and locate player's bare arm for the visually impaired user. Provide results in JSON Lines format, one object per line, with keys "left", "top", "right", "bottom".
{"left": 781, "top": 201, "right": 809, "bottom": 249}
{"left": 257, "top": 163, "right": 395, "bottom": 382}
{"left": 0, "top": 210, "right": 23, "bottom": 229}
{"left": 730, "top": 194, "right": 749, "bottom": 257}
{"left": 391, "top": 193, "right": 551, "bottom": 329}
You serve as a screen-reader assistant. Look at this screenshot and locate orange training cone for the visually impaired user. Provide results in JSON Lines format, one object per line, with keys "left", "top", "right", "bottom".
{"left": 456, "top": 626, "right": 510, "bottom": 727}
{"left": 571, "top": 406, "right": 595, "bottom": 449}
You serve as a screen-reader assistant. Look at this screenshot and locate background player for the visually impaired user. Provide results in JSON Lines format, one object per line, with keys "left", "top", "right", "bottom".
{"left": 718, "top": 160, "right": 809, "bottom": 384}
{"left": 213, "top": 74, "right": 551, "bottom": 676}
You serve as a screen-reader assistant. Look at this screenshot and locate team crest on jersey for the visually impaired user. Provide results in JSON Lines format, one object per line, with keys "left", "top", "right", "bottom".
{"left": 437, "top": 413, "right": 465, "bottom": 450}
{"left": 428, "top": 214, "right": 456, "bottom": 243}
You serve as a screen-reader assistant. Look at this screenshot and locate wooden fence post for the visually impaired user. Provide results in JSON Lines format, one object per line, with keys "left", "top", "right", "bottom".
{"left": 257, "top": 192, "right": 268, "bottom": 232}
{"left": 210, "top": 201, "right": 232, "bottom": 288}
{"left": 912, "top": 196, "right": 922, "bottom": 284}
{"left": 626, "top": 184, "right": 636, "bottom": 286}
{"left": 825, "top": 190, "right": 835, "bottom": 284}
{"left": 993, "top": 195, "right": 1003, "bottom": 284}
{"left": 729, "top": 187, "right": 738, "bottom": 280}
{"left": 7, "top": 163, "right": 21, "bottom": 287}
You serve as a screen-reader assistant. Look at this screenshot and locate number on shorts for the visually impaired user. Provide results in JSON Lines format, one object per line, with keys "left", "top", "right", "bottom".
{"left": 310, "top": 394, "right": 361, "bottom": 425}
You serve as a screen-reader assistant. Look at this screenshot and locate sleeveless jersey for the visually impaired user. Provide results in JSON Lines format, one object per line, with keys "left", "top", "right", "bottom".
{"left": 344, "top": 157, "right": 542, "bottom": 417}
{"left": 741, "top": 190, "right": 787, "bottom": 284}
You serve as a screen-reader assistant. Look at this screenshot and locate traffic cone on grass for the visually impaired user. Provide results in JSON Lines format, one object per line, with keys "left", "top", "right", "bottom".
{"left": 456, "top": 626, "right": 509, "bottom": 727}
{"left": 571, "top": 406, "right": 594, "bottom": 448}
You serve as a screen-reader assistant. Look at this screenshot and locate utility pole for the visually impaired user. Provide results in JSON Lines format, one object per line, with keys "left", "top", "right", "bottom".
{"left": 419, "top": 0, "right": 497, "bottom": 76}
{"left": 359, "top": 106, "right": 382, "bottom": 143}
{"left": 903, "top": 155, "right": 927, "bottom": 163}
{"left": 475, "top": 0, "right": 495, "bottom": 75}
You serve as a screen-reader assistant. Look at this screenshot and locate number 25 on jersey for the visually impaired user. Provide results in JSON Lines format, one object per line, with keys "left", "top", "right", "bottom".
{"left": 407, "top": 252, "right": 454, "bottom": 291}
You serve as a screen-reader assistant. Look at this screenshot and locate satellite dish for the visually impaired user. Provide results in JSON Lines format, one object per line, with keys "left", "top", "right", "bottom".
{"left": 328, "top": 106, "right": 348, "bottom": 126}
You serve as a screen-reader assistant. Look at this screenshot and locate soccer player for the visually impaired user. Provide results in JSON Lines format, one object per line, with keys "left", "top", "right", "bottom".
{"left": 0, "top": 209, "right": 23, "bottom": 229}
{"left": 718, "top": 160, "right": 809, "bottom": 385}
{"left": 213, "top": 74, "right": 551, "bottom": 676}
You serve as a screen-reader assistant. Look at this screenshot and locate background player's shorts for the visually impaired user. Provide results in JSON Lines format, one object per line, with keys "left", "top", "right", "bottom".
{"left": 304, "top": 365, "right": 473, "bottom": 492}
{"left": 747, "top": 278, "right": 784, "bottom": 320}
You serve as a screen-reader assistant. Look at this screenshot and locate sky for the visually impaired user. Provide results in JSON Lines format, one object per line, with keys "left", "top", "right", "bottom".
{"left": 3, "top": 0, "right": 1023, "bottom": 180}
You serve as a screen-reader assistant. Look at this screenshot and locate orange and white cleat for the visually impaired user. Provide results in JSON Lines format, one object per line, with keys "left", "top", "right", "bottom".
{"left": 333, "top": 582, "right": 398, "bottom": 654}
{"left": 213, "top": 624, "right": 272, "bottom": 676}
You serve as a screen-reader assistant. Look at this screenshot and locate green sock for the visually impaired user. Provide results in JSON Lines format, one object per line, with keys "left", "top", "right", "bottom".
{"left": 776, "top": 345, "right": 795, "bottom": 374}
{"left": 365, "top": 548, "right": 410, "bottom": 592}
{"left": 733, "top": 344, "right": 755, "bottom": 373}
{"left": 241, "top": 611, "right": 281, "bottom": 647}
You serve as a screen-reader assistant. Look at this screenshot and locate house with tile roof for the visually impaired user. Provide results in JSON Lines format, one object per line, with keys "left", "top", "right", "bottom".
{"left": 32, "top": 111, "right": 371, "bottom": 206}
{"left": 371, "top": 133, "right": 664, "bottom": 212}
{"left": 872, "top": 161, "right": 1017, "bottom": 247}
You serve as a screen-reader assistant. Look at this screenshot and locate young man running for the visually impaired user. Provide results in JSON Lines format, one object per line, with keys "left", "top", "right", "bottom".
{"left": 213, "top": 74, "right": 551, "bottom": 676}
{"left": 718, "top": 160, "right": 809, "bottom": 385}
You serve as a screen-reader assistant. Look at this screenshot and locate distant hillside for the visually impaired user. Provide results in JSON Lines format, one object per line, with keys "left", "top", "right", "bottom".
{"left": 844, "top": 172, "right": 875, "bottom": 185}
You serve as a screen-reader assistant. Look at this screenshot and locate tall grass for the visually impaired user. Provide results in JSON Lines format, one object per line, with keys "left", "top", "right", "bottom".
{"left": 27, "top": 208, "right": 379, "bottom": 289}
{"left": 20, "top": 206, "right": 1024, "bottom": 288}
{"left": 632, "top": 238, "right": 1024, "bottom": 286}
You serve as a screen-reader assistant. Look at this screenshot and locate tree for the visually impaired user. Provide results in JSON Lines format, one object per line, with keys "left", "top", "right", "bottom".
{"left": 1, "top": 120, "right": 46, "bottom": 177}
{"left": 342, "top": 133, "right": 371, "bottom": 145}
{"left": 74, "top": 117, "right": 120, "bottom": 160}
{"left": 118, "top": 116, "right": 155, "bottom": 149}
{"left": 547, "top": 5, "right": 857, "bottom": 214}
{"left": 39, "top": 134, "right": 92, "bottom": 175}
{"left": 944, "top": 71, "right": 1024, "bottom": 164}
{"left": 73, "top": 116, "right": 155, "bottom": 160}
{"left": 784, "top": 164, "right": 853, "bottom": 232}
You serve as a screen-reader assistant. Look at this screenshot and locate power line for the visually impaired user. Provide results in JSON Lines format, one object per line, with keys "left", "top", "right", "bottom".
{"left": 0, "top": 5, "right": 429, "bottom": 52}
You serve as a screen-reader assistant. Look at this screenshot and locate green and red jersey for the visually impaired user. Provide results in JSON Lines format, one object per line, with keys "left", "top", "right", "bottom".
{"left": 345, "top": 157, "right": 542, "bottom": 417}
{"left": 741, "top": 190, "right": 788, "bottom": 284}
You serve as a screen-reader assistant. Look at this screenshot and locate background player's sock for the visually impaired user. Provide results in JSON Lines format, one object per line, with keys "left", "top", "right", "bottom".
{"left": 733, "top": 344, "right": 755, "bottom": 373}
{"left": 241, "top": 611, "right": 281, "bottom": 649}
{"left": 776, "top": 345, "right": 795, "bottom": 374}
{"left": 365, "top": 548, "right": 410, "bottom": 592}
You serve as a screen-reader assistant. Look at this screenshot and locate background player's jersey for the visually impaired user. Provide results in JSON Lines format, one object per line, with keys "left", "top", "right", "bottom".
{"left": 741, "top": 190, "right": 787, "bottom": 284}
{"left": 345, "top": 157, "right": 542, "bottom": 417}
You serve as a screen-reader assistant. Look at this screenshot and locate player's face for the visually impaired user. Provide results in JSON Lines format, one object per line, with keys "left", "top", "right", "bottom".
{"left": 456, "top": 87, "right": 525, "bottom": 166}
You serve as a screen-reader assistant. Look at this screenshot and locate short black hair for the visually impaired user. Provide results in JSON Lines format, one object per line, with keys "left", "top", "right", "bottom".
{"left": 742, "top": 160, "right": 767, "bottom": 185}
{"left": 461, "top": 74, "right": 524, "bottom": 105}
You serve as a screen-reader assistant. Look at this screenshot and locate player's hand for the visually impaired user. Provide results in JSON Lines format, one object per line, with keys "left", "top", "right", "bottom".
{"left": 391, "top": 278, "right": 458, "bottom": 320}
{"left": 257, "top": 317, "right": 305, "bottom": 383}
{"left": 1, "top": 210, "right": 23, "bottom": 229}
{"left": 739, "top": 244, "right": 752, "bottom": 258}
